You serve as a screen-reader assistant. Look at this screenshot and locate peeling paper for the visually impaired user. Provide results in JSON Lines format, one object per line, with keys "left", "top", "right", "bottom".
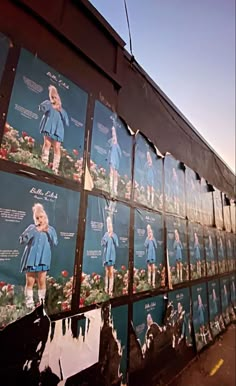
{"left": 39, "top": 308, "right": 101, "bottom": 381}
{"left": 127, "top": 125, "right": 136, "bottom": 135}
{"left": 84, "top": 161, "right": 94, "bottom": 191}
{"left": 154, "top": 145, "right": 164, "bottom": 158}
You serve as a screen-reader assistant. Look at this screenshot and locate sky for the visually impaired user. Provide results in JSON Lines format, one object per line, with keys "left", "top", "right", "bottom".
{"left": 89, "top": 0, "right": 235, "bottom": 173}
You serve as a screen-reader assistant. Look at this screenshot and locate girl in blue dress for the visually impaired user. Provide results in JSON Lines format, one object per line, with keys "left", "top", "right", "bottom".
{"left": 212, "top": 289, "right": 218, "bottom": 316}
{"left": 208, "top": 235, "right": 215, "bottom": 275}
{"left": 101, "top": 216, "right": 119, "bottom": 296}
{"left": 218, "top": 237, "right": 225, "bottom": 272}
{"left": 173, "top": 229, "right": 183, "bottom": 282}
{"left": 19, "top": 203, "right": 58, "bottom": 308}
{"left": 197, "top": 294, "right": 207, "bottom": 344}
{"left": 144, "top": 224, "right": 157, "bottom": 288}
{"left": 108, "top": 126, "right": 122, "bottom": 196}
{"left": 172, "top": 167, "right": 179, "bottom": 214}
{"left": 144, "top": 151, "right": 155, "bottom": 207}
{"left": 39, "top": 85, "right": 69, "bottom": 175}
{"left": 194, "top": 232, "right": 201, "bottom": 277}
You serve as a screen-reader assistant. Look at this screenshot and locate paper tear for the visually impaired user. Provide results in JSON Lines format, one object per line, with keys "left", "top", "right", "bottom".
{"left": 127, "top": 125, "right": 136, "bottom": 135}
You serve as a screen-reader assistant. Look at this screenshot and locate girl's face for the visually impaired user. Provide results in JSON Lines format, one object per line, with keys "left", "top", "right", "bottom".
{"left": 194, "top": 232, "right": 198, "bottom": 242}
{"left": 35, "top": 213, "right": 46, "bottom": 226}
{"left": 198, "top": 294, "right": 202, "bottom": 305}
{"left": 148, "top": 228, "right": 153, "bottom": 238}
{"left": 175, "top": 230, "right": 179, "bottom": 241}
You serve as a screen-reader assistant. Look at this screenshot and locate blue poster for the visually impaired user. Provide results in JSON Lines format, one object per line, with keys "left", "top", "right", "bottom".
{"left": 230, "top": 200, "right": 236, "bottom": 233}
{"left": 229, "top": 274, "right": 236, "bottom": 310}
{"left": 188, "top": 222, "right": 206, "bottom": 280}
{"left": 133, "top": 209, "right": 164, "bottom": 293}
{"left": 207, "top": 280, "right": 225, "bottom": 338}
{"left": 213, "top": 188, "right": 223, "bottom": 230}
{"left": 226, "top": 232, "right": 235, "bottom": 272}
{"left": 200, "top": 179, "right": 213, "bottom": 226}
{"left": 204, "top": 227, "right": 218, "bottom": 276}
{"left": 80, "top": 196, "right": 130, "bottom": 306}
{"left": 168, "top": 288, "right": 192, "bottom": 349}
{"left": 164, "top": 155, "right": 185, "bottom": 217}
{"left": 133, "top": 133, "right": 163, "bottom": 210}
{"left": 0, "top": 171, "right": 80, "bottom": 328}
{"left": 223, "top": 200, "right": 232, "bottom": 233}
{"left": 191, "top": 283, "right": 212, "bottom": 351}
{"left": 1, "top": 48, "right": 88, "bottom": 181}
{"left": 166, "top": 216, "right": 189, "bottom": 286}
{"left": 0, "top": 33, "right": 9, "bottom": 86}
{"left": 220, "top": 277, "right": 232, "bottom": 325}
{"left": 89, "top": 101, "right": 132, "bottom": 199}
{"left": 132, "top": 295, "right": 165, "bottom": 352}
{"left": 216, "top": 230, "right": 228, "bottom": 274}
{"left": 185, "top": 167, "right": 201, "bottom": 222}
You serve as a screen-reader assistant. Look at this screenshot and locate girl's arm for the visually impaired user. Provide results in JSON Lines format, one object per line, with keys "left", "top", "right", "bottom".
{"left": 144, "top": 237, "right": 149, "bottom": 248}
{"left": 39, "top": 100, "right": 51, "bottom": 113}
{"left": 47, "top": 227, "right": 58, "bottom": 246}
{"left": 118, "top": 144, "right": 122, "bottom": 157}
{"left": 101, "top": 233, "right": 108, "bottom": 246}
{"left": 19, "top": 224, "right": 35, "bottom": 244}
{"left": 60, "top": 109, "right": 70, "bottom": 127}
{"left": 112, "top": 233, "right": 119, "bottom": 247}
{"left": 153, "top": 238, "right": 157, "bottom": 248}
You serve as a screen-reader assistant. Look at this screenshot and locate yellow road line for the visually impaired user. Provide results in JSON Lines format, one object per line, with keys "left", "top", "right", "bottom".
{"left": 209, "top": 359, "right": 224, "bottom": 376}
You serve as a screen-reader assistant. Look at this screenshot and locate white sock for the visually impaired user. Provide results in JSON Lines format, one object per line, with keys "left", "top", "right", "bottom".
{"left": 104, "top": 276, "right": 108, "bottom": 293}
{"left": 109, "top": 277, "right": 114, "bottom": 296}
{"left": 42, "top": 149, "right": 49, "bottom": 165}
{"left": 152, "top": 270, "right": 156, "bottom": 287}
{"left": 38, "top": 289, "right": 46, "bottom": 304}
{"left": 148, "top": 271, "right": 151, "bottom": 284}
{"left": 25, "top": 288, "right": 34, "bottom": 308}
{"left": 52, "top": 154, "right": 60, "bottom": 174}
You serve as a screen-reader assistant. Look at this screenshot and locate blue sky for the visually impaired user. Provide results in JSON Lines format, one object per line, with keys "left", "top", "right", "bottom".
{"left": 89, "top": 0, "right": 235, "bottom": 173}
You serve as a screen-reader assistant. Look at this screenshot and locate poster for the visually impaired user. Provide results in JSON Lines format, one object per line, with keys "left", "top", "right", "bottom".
{"left": 191, "top": 283, "right": 212, "bottom": 351}
{"left": 89, "top": 101, "right": 132, "bottom": 199}
{"left": 220, "top": 277, "right": 232, "bottom": 325}
{"left": 223, "top": 197, "right": 232, "bottom": 233}
{"left": 0, "top": 171, "right": 80, "bottom": 328}
{"left": 204, "top": 227, "right": 218, "bottom": 276}
{"left": 80, "top": 195, "right": 129, "bottom": 306}
{"left": 200, "top": 179, "right": 213, "bottom": 226}
{"left": 226, "top": 232, "right": 235, "bottom": 272}
{"left": 207, "top": 280, "right": 225, "bottom": 338}
{"left": 213, "top": 188, "right": 223, "bottom": 230}
{"left": 168, "top": 288, "right": 192, "bottom": 348}
{"left": 166, "top": 216, "right": 189, "bottom": 286}
{"left": 229, "top": 274, "right": 236, "bottom": 310}
{"left": 132, "top": 295, "right": 165, "bottom": 354}
{"left": 164, "top": 155, "right": 185, "bottom": 217}
{"left": 0, "top": 48, "right": 88, "bottom": 181}
{"left": 230, "top": 199, "right": 236, "bottom": 233}
{"left": 0, "top": 32, "right": 9, "bottom": 86}
{"left": 188, "top": 222, "right": 206, "bottom": 280}
{"left": 216, "top": 230, "right": 228, "bottom": 274}
{"left": 133, "top": 133, "right": 163, "bottom": 210}
{"left": 133, "top": 209, "right": 165, "bottom": 293}
{"left": 185, "top": 167, "right": 201, "bottom": 222}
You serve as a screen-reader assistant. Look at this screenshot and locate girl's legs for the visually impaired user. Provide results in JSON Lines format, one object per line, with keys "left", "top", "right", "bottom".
{"left": 179, "top": 262, "right": 183, "bottom": 281}
{"left": 104, "top": 266, "right": 109, "bottom": 293}
{"left": 211, "top": 260, "right": 215, "bottom": 275}
{"left": 52, "top": 140, "right": 61, "bottom": 174}
{"left": 108, "top": 266, "right": 114, "bottom": 296}
{"left": 110, "top": 166, "right": 114, "bottom": 194}
{"left": 147, "top": 264, "right": 151, "bottom": 285}
{"left": 197, "top": 261, "right": 201, "bottom": 277}
{"left": 151, "top": 186, "right": 154, "bottom": 206}
{"left": 42, "top": 136, "right": 52, "bottom": 165}
{"left": 176, "top": 261, "right": 180, "bottom": 281}
{"left": 25, "top": 272, "right": 36, "bottom": 308}
{"left": 37, "top": 271, "right": 47, "bottom": 304}
{"left": 151, "top": 263, "right": 156, "bottom": 287}
{"left": 113, "top": 169, "right": 118, "bottom": 195}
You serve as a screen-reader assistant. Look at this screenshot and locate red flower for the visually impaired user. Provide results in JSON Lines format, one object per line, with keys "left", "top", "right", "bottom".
{"left": 0, "top": 148, "right": 8, "bottom": 159}
{"left": 61, "top": 270, "right": 69, "bottom": 278}
{"left": 92, "top": 272, "right": 97, "bottom": 277}
{"left": 61, "top": 301, "right": 70, "bottom": 311}
{"left": 0, "top": 281, "right": 6, "bottom": 288}
{"left": 80, "top": 298, "right": 85, "bottom": 307}
{"left": 28, "top": 137, "right": 34, "bottom": 143}
{"left": 121, "top": 265, "right": 126, "bottom": 271}
{"left": 22, "top": 131, "right": 28, "bottom": 138}
{"left": 73, "top": 149, "right": 79, "bottom": 156}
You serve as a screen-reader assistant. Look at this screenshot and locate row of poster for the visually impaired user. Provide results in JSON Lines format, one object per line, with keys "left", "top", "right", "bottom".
{"left": 0, "top": 169, "right": 235, "bottom": 328}
{"left": 0, "top": 45, "right": 235, "bottom": 229}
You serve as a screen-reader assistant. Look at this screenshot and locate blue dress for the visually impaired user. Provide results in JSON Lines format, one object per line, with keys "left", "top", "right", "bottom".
{"left": 173, "top": 240, "right": 183, "bottom": 262}
{"left": 194, "top": 242, "right": 201, "bottom": 261}
{"left": 144, "top": 237, "right": 157, "bottom": 264}
{"left": 19, "top": 224, "right": 58, "bottom": 272}
{"left": 39, "top": 100, "right": 69, "bottom": 142}
{"left": 101, "top": 232, "right": 119, "bottom": 266}
{"left": 108, "top": 143, "right": 122, "bottom": 171}
{"left": 144, "top": 162, "right": 155, "bottom": 187}
{"left": 198, "top": 304, "right": 205, "bottom": 326}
